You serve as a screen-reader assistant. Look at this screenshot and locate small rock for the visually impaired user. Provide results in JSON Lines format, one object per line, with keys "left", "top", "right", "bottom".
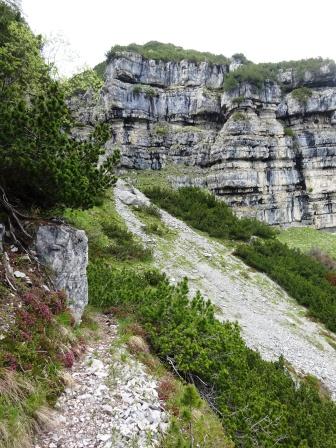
{"left": 14, "top": 270, "right": 26, "bottom": 278}
{"left": 102, "top": 404, "right": 113, "bottom": 415}
{"left": 97, "top": 434, "right": 111, "bottom": 442}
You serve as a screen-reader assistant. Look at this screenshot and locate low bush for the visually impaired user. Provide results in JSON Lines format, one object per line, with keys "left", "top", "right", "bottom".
{"left": 232, "top": 95, "right": 246, "bottom": 104}
{"left": 0, "top": 288, "right": 82, "bottom": 447}
{"left": 62, "top": 69, "right": 103, "bottom": 97}
{"left": 291, "top": 87, "right": 313, "bottom": 104}
{"left": 137, "top": 204, "right": 161, "bottom": 218}
{"left": 99, "top": 221, "right": 152, "bottom": 261}
{"left": 106, "top": 41, "right": 229, "bottom": 65}
{"left": 65, "top": 198, "right": 152, "bottom": 262}
{"left": 232, "top": 111, "right": 248, "bottom": 122}
{"left": 235, "top": 239, "right": 336, "bottom": 332}
{"left": 132, "top": 84, "right": 157, "bottom": 97}
{"left": 223, "top": 58, "right": 336, "bottom": 92}
{"left": 153, "top": 123, "right": 169, "bottom": 136}
{"left": 284, "top": 127, "right": 295, "bottom": 137}
{"left": 88, "top": 263, "right": 336, "bottom": 447}
{"left": 309, "top": 247, "right": 336, "bottom": 271}
{"left": 144, "top": 187, "right": 276, "bottom": 241}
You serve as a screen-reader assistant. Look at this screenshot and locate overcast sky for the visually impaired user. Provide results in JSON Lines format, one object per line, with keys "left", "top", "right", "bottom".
{"left": 22, "top": 0, "right": 336, "bottom": 77}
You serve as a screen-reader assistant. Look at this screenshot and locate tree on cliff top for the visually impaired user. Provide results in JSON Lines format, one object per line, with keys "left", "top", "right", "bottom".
{"left": 0, "top": 0, "right": 118, "bottom": 216}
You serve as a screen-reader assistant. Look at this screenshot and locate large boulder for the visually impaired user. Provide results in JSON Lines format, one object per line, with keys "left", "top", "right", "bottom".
{"left": 35, "top": 224, "right": 88, "bottom": 323}
{"left": 116, "top": 179, "right": 150, "bottom": 207}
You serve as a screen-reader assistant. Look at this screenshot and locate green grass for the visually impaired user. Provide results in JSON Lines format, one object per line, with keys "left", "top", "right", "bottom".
{"left": 64, "top": 191, "right": 152, "bottom": 264}
{"left": 132, "top": 204, "right": 175, "bottom": 239}
{"left": 278, "top": 227, "right": 336, "bottom": 260}
{"left": 223, "top": 58, "right": 336, "bottom": 92}
{"left": 121, "top": 163, "right": 208, "bottom": 192}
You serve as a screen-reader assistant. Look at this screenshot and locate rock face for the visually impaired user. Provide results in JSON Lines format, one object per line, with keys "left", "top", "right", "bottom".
{"left": 70, "top": 52, "right": 336, "bottom": 228}
{"left": 35, "top": 225, "right": 88, "bottom": 322}
{"left": 0, "top": 223, "right": 5, "bottom": 252}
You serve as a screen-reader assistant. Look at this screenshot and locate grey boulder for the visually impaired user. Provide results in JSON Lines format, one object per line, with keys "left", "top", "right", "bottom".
{"left": 35, "top": 224, "right": 88, "bottom": 323}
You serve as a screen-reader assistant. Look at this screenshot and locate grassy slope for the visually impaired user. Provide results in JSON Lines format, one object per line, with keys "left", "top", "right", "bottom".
{"left": 64, "top": 193, "right": 233, "bottom": 447}
{"left": 278, "top": 227, "right": 336, "bottom": 260}
{"left": 66, "top": 190, "right": 336, "bottom": 448}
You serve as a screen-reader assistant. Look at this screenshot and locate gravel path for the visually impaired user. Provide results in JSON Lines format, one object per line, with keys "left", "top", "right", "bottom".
{"left": 115, "top": 180, "right": 336, "bottom": 399}
{"left": 35, "top": 315, "right": 169, "bottom": 448}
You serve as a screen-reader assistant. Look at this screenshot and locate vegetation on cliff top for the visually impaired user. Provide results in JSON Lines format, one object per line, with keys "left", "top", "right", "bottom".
{"left": 106, "top": 41, "right": 230, "bottom": 65}
{"left": 223, "top": 57, "right": 336, "bottom": 91}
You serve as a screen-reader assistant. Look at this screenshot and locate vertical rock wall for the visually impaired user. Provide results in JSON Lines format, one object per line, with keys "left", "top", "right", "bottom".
{"left": 69, "top": 52, "right": 336, "bottom": 228}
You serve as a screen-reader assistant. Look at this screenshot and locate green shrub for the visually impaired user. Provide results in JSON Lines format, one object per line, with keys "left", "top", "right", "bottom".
{"left": 153, "top": 123, "right": 169, "bottom": 136}
{"left": 106, "top": 41, "right": 229, "bottom": 65}
{"left": 132, "top": 84, "right": 142, "bottom": 95}
{"left": 143, "top": 85, "right": 156, "bottom": 97}
{"left": 232, "top": 96, "right": 245, "bottom": 104}
{"left": 232, "top": 111, "right": 248, "bottom": 122}
{"left": 64, "top": 196, "right": 152, "bottom": 262}
{"left": 235, "top": 239, "right": 336, "bottom": 332}
{"left": 284, "top": 127, "right": 295, "bottom": 137}
{"left": 132, "top": 84, "right": 157, "bottom": 97}
{"left": 223, "top": 58, "right": 336, "bottom": 92}
{"left": 0, "top": 2, "right": 118, "bottom": 210}
{"left": 93, "top": 61, "right": 107, "bottom": 80}
{"left": 144, "top": 187, "right": 275, "bottom": 241}
{"left": 88, "top": 264, "right": 336, "bottom": 447}
{"left": 98, "top": 221, "right": 152, "bottom": 261}
{"left": 291, "top": 87, "right": 313, "bottom": 104}
{"left": 137, "top": 204, "right": 161, "bottom": 218}
{"left": 62, "top": 69, "right": 103, "bottom": 97}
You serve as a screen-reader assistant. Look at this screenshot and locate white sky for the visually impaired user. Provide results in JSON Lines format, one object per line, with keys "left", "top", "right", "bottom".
{"left": 22, "top": 0, "right": 336, "bottom": 77}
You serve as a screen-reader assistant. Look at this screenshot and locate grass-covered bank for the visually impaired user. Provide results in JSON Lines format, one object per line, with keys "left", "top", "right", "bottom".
{"left": 0, "top": 251, "right": 97, "bottom": 448}
{"left": 278, "top": 227, "right": 336, "bottom": 260}
{"left": 67, "top": 192, "right": 336, "bottom": 448}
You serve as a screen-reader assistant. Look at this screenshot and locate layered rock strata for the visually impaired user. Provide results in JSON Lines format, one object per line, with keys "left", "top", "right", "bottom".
{"left": 69, "top": 53, "right": 336, "bottom": 228}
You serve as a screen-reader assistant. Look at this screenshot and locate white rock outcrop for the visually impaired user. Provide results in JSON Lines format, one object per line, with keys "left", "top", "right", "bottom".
{"left": 69, "top": 53, "right": 336, "bottom": 229}
{"left": 35, "top": 225, "right": 88, "bottom": 322}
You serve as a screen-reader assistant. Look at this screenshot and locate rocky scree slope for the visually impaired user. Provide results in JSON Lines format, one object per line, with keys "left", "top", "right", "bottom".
{"left": 70, "top": 52, "right": 336, "bottom": 229}
{"left": 115, "top": 180, "right": 336, "bottom": 400}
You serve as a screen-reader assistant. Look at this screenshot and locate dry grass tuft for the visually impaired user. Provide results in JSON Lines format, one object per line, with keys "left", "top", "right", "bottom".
{"left": 34, "top": 406, "right": 58, "bottom": 431}
{"left": 125, "top": 322, "right": 147, "bottom": 338}
{"left": 158, "top": 374, "right": 177, "bottom": 402}
{"left": 309, "top": 247, "right": 336, "bottom": 271}
{"left": 127, "top": 335, "right": 150, "bottom": 355}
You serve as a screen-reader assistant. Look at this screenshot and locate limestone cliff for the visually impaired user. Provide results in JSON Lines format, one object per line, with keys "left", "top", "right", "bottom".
{"left": 69, "top": 52, "right": 336, "bottom": 229}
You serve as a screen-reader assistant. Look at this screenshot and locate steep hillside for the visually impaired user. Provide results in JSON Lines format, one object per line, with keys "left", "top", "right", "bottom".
{"left": 69, "top": 43, "right": 336, "bottom": 229}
